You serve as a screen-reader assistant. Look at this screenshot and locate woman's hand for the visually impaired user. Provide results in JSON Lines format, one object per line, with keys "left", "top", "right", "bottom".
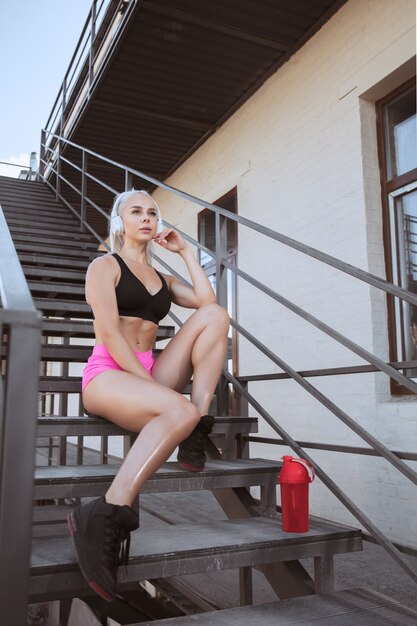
{"left": 153, "top": 228, "right": 187, "bottom": 253}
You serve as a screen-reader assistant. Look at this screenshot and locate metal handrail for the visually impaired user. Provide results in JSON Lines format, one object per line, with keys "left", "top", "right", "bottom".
{"left": 41, "top": 130, "right": 417, "bottom": 306}
{"left": 0, "top": 205, "right": 42, "bottom": 624}
{"left": 38, "top": 133, "right": 417, "bottom": 583}
{"left": 45, "top": 0, "right": 111, "bottom": 134}
{"left": 244, "top": 436, "right": 417, "bottom": 461}
{"left": 44, "top": 0, "right": 136, "bottom": 152}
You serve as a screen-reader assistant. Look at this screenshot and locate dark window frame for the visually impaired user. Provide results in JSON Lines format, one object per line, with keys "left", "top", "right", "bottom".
{"left": 376, "top": 76, "right": 417, "bottom": 394}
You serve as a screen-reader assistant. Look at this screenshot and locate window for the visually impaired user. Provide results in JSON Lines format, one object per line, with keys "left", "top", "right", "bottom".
{"left": 377, "top": 79, "right": 417, "bottom": 389}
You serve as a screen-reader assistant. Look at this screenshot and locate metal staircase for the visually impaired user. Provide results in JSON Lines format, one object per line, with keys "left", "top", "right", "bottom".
{"left": 1, "top": 172, "right": 417, "bottom": 625}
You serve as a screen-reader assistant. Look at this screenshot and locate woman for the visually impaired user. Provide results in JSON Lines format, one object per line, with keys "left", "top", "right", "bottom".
{"left": 68, "top": 189, "right": 229, "bottom": 601}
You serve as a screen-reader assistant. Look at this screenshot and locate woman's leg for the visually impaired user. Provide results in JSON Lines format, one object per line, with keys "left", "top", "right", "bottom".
{"left": 152, "top": 303, "right": 230, "bottom": 413}
{"left": 82, "top": 370, "right": 200, "bottom": 506}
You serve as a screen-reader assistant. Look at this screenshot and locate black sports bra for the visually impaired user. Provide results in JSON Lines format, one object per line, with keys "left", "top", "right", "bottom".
{"left": 113, "top": 254, "right": 171, "bottom": 324}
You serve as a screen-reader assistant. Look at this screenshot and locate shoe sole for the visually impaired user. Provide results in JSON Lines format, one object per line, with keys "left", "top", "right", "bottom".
{"left": 178, "top": 460, "right": 205, "bottom": 472}
{"left": 67, "top": 512, "right": 115, "bottom": 602}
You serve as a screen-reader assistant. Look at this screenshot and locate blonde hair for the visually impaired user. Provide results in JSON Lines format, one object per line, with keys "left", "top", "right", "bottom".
{"left": 109, "top": 189, "right": 160, "bottom": 263}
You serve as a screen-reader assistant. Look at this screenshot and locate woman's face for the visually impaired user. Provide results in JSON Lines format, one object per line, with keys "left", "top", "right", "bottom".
{"left": 120, "top": 193, "right": 159, "bottom": 242}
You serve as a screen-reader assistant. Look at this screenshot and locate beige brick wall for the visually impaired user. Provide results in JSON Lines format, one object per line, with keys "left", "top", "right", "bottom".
{"left": 152, "top": 0, "right": 416, "bottom": 544}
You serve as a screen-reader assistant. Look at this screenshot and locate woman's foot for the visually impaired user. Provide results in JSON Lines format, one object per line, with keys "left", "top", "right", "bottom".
{"left": 177, "top": 415, "right": 215, "bottom": 471}
{"left": 67, "top": 496, "right": 139, "bottom": 601}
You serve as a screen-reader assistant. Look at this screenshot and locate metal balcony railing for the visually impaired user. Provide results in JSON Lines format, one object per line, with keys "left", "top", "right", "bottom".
{"left": 0, "top": 206, "right": 42, "bottom": 623}
{"left": 44, "top": 0, "right": 136, "bottom": 157}
{"left": 38, "top": 130, "right": 417, "bottom": 585}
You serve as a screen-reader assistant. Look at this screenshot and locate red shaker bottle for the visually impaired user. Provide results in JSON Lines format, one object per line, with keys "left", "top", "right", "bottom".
{"left": 279, "top": 456, "right": 315, "bottom": 532}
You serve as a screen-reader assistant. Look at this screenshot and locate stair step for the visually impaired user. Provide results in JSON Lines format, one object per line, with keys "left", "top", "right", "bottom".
{"left": 34, "top": 459, "right": 279, "bottom": 500}
{"left": 38, "top": 344, "right": 161, "bottom": 362}
{"left": 37, "top": 415, "right": 258, "bottom": 437}
{"left": 0, "top": 344, "right": 92, "bottom": 362}
{"left": 5, "top": 216, "right": 82, "bottom": 231}
{"left": 35, "top": 298, "right": 93, "bottom": 317}
{"left": 29, "top": 517, "right": 362, "bottom": 602}
{"left": 23, "top": 266, "right": 86, "bottom": 282}
{"left": 40, "top": 319, "right": 174, "bottom": 340}
{"left": 12, "top": 233, "right": 98, "bottom": 250}
{"left": 0, "top": 197, "right": 75, "bottom": 218}
{"left": 2, "top": 204, "right": 75, "bottom": 220}
{"left": 18, "top": 253, "right": 90, "bottom": 269}
{"left": 29, "top": 280, "right": 85, "bottom": 297}
{"left": 15, "top": 241, "right": 98, "bottom": 258}
{"left": 8, "top": 224, "right": 95, "bottom": 241}
{"left": 136, "top": 588, "right": 417, "bottom": 626}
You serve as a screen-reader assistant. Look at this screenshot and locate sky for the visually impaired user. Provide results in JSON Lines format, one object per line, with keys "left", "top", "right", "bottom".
{"left": 0, "top": 0, "right": 92, "bottom": 177}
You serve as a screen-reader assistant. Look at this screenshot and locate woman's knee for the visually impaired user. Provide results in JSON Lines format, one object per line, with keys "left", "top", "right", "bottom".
{"left": 168, "top": 397, "right": 200, "bottom": 435}
{"left": 198, "top": 302, "right": 229, "bottom": 331}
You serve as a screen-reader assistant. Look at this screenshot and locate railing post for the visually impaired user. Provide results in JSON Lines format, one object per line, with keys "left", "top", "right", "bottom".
{"left": 38, "top": 130, "right": 46, "bottom": 181}
{"left": 89, "top": 0, "right": 97, "bottom": 93}
{"left": 215, "top": 211, "right": 229, "bottom": 415}
{"left": 80, "top": 150, "right": 88, "bottom": 232}
{"left": 56, "top": 78, "right": 67, "bottom": 198}
{"left": 0, "top": 319, "right": 41, "bottom": 625}
{"left": 125, "top": 169, "right": 133, "bottom": 190}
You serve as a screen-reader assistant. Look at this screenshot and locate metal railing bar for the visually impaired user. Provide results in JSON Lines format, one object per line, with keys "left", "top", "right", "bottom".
{"left": 81, "top": 221, "right": 110, "bottom": 251}
{"left": 223, "top": 257, "right": 417, "bottom": 395}
{"left": 163, "top": 219, "right": 214, "bottom": 256}
{"left": 362, "top": 533, "right": 417, "bottom": 558}
{"left": 0, "top": 207, "right": 37, "bottom": 311}
{"left": 229, "top": 317, "right": 417, "bottom": 486}
{"left": 46, "top": 1, "right": 134, "bottom": 142}
{"left": 58, "top": 154, "right": 84, "bottom": 174}
{"left": 42, "top": 130, "right": 417, "bottom": 307}
{"left": 224, "top": 369, "right": 417, "bottom": 584}
{"left": 238, "top": 360, "right": 417, "bottom": 381}
{"left": 45, "top": 5, "right": 94, "bottom": 130}
{"left": 84, "top": 169, "right": 119, "bottom": 195}
{"left": 40, "top": 145, "right": 57, "bottom": 161}
{"left": 244, "top": 435, "right": 417, "bottom": 461}
{"left": 58, "top": 173, "right": 84, "bottom": 198}
{"left": 44, "top": 1, "right": 112, "bottom": 131}
{"left": 83, "top": 193, "right": 112, "bottom": 220}
{"left": 152, "top": 250, "right": 417, "bottom": 484}
{"left": 42, "top": 178, "right": 83, "bottom": 225}
{"left": 40, "top": 172, "right": 109, "bottom": 249}
{"left": 0, "top": 160, "right": 30, "bottom": 169}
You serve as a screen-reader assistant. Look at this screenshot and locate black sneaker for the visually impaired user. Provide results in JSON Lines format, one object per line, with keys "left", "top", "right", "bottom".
{"left": 67, "top": 496, "right": 139, "bottom": 601}
{"left": 177, "top": 415, "right": 215, "bottom": 472}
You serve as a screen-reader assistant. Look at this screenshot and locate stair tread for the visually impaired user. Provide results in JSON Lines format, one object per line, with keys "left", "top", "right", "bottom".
{"left": 37, "top": 414, "right": 258, "bottom": 437}
{"left": 35, "top": 458, "right": 280, "bottom": 483}
{"left": 29, "top": 280, "right": 85, "bottom": 295}
{"left": 40, "top": 318, "right": 174, "bottom": 339}
{"left": 136, "top": 588, "right": 417, "bottom": 626}
{"left": 30, "top": 516, "right": 361, "bottom": 575}
{"left": 17, "top": 253, "right": 91, "bottom": 268}
{"left": 9, "top": 226, "right": 95, "bottom": 241}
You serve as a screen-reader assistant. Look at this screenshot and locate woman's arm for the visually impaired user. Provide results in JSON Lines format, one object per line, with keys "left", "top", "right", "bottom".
{"left": 86, "top": 256, "right": 153, "bottom": 380}
{"left": 155, "top": 228, "right": 216, "bottom": 308}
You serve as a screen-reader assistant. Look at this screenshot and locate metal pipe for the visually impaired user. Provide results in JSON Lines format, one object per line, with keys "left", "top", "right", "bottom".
{"left": 244, "top": 435, "right": 417, "bottom": 461}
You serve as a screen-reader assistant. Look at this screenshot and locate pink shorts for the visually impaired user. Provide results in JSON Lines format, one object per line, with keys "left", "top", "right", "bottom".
{"left": 82, "top": 344, "right": 155, "bottom": 392}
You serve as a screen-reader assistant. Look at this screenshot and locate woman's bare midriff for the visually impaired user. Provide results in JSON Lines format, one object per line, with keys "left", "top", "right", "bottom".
{"left": 94, "top": 316, "right": 158, "bottom": 352}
